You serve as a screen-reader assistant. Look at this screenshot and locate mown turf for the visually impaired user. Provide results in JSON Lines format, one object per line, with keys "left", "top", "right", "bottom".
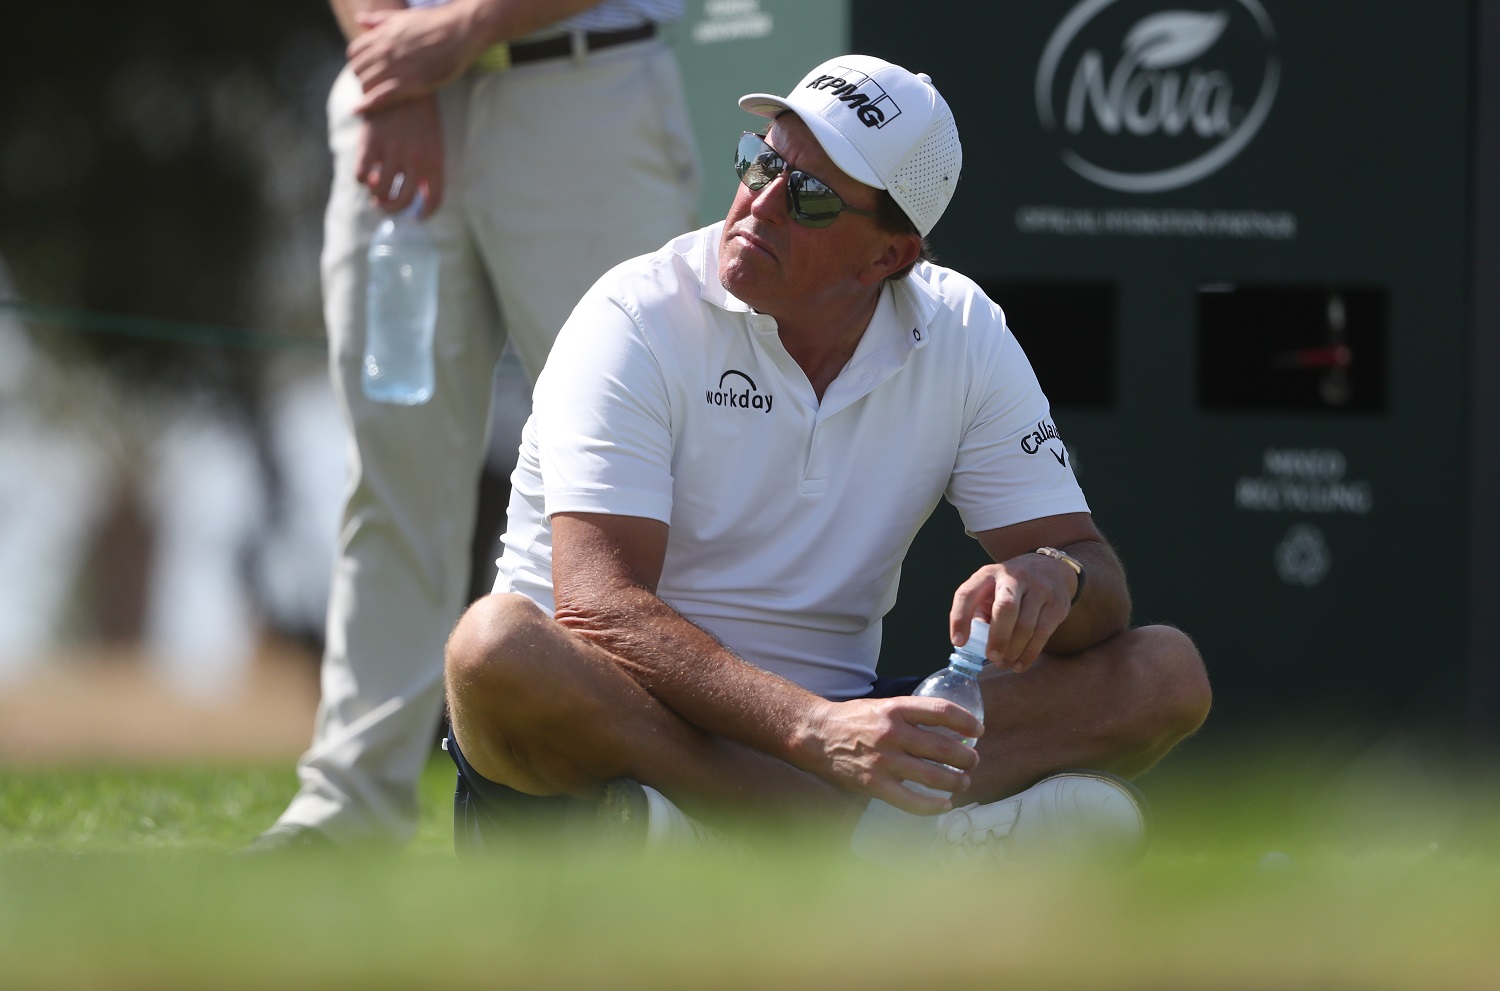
{"left": 0, "top": 760, "right": 457, "bottom": 856}
{"left": 3, "top": 743, "right": 1500, "bottom": 989}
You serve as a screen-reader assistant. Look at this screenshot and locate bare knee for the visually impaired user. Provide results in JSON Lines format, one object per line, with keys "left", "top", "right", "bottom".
{"left": 1066, "top": 624, "right": 1211, "bottom": 782}
{"left": 445, "top": 592, "right": 555, "bottom": 712}
{"left": 1132, "top": 624, "right": 1212, "bottom": 743}
{"left": 444, "top": 593, "right": 650, "bottom": 795}
{"left": 445, "top": 593, "right": 587, "bottom": 790}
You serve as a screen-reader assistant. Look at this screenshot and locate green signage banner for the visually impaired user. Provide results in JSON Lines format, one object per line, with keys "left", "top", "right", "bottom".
{"left": 852, "top": 0, "right": 1475, "bottom": 738}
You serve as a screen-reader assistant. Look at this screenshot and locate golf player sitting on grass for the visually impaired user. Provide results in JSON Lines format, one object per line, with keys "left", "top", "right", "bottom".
{"left": 442, "top": 54, "right": 1212, "bottom": 860}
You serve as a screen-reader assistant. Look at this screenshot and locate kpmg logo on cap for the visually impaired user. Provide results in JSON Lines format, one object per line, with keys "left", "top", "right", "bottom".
{"left": 1035, "top": 0, "right": 1279, "bottom": 193}
{"left": 805, "top": 67, "right": 904, "bottom": 129}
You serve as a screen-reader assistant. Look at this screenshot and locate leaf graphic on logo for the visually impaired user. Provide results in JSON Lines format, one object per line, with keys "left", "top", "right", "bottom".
{"left": 1123, "top": 10, "right": 1230, "bottom": 69}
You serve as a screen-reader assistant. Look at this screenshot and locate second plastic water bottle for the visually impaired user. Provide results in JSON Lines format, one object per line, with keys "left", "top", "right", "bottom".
{"left": 850, "top": 616, "right": 989, "bottom": 862}
{"left": 363, "top": 197, "right": 437, "bottom": 405}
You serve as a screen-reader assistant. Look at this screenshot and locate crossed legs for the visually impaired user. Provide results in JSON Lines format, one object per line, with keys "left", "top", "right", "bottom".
{"left": 965, "top": 624, "right": 1210, "bottom": 804}
{"left": 445, "top": 593, "right": 1210, "bottom": 829}
{"left": 444, "top": 593, "right": 847, "bottom": 827}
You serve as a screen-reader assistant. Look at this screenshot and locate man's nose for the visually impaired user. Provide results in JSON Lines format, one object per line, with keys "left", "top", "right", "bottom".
{"left": 747, "top": 173, "right": 790, "bottom": 223}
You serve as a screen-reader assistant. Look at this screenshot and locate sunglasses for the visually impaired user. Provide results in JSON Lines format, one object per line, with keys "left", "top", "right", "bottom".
{"left": 734, "top": 131, "right": 881, "bottom": 229}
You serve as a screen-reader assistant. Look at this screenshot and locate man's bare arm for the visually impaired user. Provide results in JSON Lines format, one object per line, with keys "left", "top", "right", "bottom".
{"left": 328, "top": 0, "right": 404, "bottom": 43}
{"left": 330, "top": 0, "right": 604, "bottom": 42}
{"left": 551, "top": 512, "right": 983, "bottom": 813}
{"left": 344, "top": 0, "right": 613, "bottom": 113}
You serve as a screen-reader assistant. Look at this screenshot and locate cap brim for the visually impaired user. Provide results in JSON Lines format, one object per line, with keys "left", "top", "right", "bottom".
{"left": 736, "top": 92, "right": 886, "bottom": 190}
{"left": 737, "top": 92, "right": 790, "bottom": 119}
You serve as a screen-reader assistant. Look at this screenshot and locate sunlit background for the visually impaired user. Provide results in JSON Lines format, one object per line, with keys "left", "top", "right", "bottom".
{"left": 1, "top": 4, "right": 343, "bottom": 759}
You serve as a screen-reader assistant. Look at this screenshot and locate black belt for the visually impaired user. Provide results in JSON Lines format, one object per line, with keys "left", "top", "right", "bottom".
{"left": 474, "top": 24, "right": 656, "bottom": 72}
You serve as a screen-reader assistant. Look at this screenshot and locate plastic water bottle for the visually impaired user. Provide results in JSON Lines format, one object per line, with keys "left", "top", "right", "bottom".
{"left": 850, "top": 616, "right": 989, "bottom": 862}
{"left": 363, "top": 196, "right": 437, "bottom": 405}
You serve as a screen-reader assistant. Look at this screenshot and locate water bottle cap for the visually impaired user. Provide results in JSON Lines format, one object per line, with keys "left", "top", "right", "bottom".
{"left": 403, "top": 191, "right": 427, "bottom": 219}
{"left": 947, "top": 615, "right": 989, "bottom": 675}
{"left": 966, "top": 616, "right": 991, "bottom": 651}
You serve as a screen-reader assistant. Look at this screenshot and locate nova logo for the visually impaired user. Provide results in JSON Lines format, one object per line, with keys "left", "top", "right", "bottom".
{"left": 806, "top": 68, "right": 904, "bottom": 128}
{"left": 706, "top": 369, "right": 774, "bottom": 413}
{"left": 1035, "top": 0, "right": 1279, "bottom": 193}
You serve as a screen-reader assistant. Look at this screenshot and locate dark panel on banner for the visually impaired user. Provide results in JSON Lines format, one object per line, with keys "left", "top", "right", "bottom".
{"left": 1197, "top": 284, "right": 1387, "bottom": 412}
{"left": 981, "top": 280, "right": 1118, "bottom": 408}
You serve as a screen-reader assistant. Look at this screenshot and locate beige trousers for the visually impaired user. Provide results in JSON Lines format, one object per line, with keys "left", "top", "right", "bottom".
{"left": 278, "top": 37, "right": 700, "bottom": 843}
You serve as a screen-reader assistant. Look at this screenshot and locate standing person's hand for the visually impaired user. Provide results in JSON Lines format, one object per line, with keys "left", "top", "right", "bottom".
{"left": 795, "top": 696, "right": 983, "bottom": 814}
{"left": 348, "top": 5, "right": 487, "bottom": 114}
{"left": 355, "top": 96, "right": 446, "bottom": 215}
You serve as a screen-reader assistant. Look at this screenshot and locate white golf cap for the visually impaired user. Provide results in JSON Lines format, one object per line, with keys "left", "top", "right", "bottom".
{"left": 738, "top": 54, "right": 962, "bottom": 237}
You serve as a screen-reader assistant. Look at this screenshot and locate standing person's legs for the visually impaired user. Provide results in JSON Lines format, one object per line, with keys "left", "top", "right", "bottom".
{"left": 267, "top": 69, "right": 503, "bottom": 845}
{"left": 461, "top": 42, "right": 700, "bottom": 591}
{"left": 464, "top": 39, "right": 701, "bottom": 381}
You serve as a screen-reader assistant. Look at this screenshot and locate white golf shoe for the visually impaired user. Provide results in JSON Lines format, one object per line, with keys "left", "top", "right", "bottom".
{"left": 934, "top": 771, "right": 1148, "bottom": 865}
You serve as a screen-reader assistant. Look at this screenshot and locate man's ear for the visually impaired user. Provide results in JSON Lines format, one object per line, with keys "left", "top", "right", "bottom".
{"left": 858, "top": 231, "right": 923, "bottom": 285}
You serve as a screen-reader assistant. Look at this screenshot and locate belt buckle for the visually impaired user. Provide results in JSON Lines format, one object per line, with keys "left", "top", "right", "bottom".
{"left": 474, "top": 42, "right": 512, "bottom": 73}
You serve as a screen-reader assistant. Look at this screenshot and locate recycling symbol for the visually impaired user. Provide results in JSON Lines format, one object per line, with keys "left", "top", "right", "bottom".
{"left": 1275, "top": 524, "right": 1330, "bottom": 587}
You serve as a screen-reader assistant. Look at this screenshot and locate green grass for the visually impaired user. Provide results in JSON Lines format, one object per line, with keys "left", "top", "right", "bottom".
{"left": 4, "top": 745, "right": 1500, "bottom": 989}
{"left": 0, "top": 760, "right": 456, "bottom": 856}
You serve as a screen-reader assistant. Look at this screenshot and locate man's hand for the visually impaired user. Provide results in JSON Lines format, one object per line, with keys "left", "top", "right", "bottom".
{"left": 348, "top": 4, "right": 488, "bottom": 115}
{"left": 796, "top": 696, "right": 983, "bottom": 814}
{"left": 355, "top": 96, "right": 446, "bottom": 214}
{"left": 950, "top": 552, "right": 1078, "bottom": 674}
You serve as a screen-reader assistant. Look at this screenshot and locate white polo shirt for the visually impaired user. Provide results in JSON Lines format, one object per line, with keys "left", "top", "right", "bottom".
{"left": 495, "top": 222, "right": 1088, "bottom": 700}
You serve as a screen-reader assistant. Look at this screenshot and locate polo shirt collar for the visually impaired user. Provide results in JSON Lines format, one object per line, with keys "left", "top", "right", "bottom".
{"left": 891, "top": 266, "right": 941, "bottom": 352}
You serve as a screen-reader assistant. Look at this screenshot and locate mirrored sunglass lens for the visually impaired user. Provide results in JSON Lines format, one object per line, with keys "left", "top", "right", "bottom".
{"left": 789, "top": 174, "right": 842, "bottom": 227}
{"left": 736, "top": 133, "right": 779, "bottom": 190}
{"left": 734, "top": 133, "right": 852, "bottom": 228}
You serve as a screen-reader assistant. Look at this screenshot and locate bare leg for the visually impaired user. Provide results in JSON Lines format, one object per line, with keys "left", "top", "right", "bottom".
{"left": 962, "top": 625, "right": 1210, "bottom": 804}
{"left": 444, "top": 593, "right": 850, "bottom": 826}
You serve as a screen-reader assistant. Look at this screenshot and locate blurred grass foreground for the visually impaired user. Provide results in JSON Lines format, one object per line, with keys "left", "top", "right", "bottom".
{"left": 3, "top": 742, "right": 1500, "bottom": 990}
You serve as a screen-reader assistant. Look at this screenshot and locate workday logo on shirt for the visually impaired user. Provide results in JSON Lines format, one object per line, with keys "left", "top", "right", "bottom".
{"left": 706, "top": 369, "right": 774, "bottom": 413}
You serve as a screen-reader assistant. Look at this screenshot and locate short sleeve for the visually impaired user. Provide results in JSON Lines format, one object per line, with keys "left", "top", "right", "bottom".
{"left": 532, "top": 291, "right": 676, "bottom": 524}
{"left": 945, "top": 311, "right": 1090, "bottom": 533}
